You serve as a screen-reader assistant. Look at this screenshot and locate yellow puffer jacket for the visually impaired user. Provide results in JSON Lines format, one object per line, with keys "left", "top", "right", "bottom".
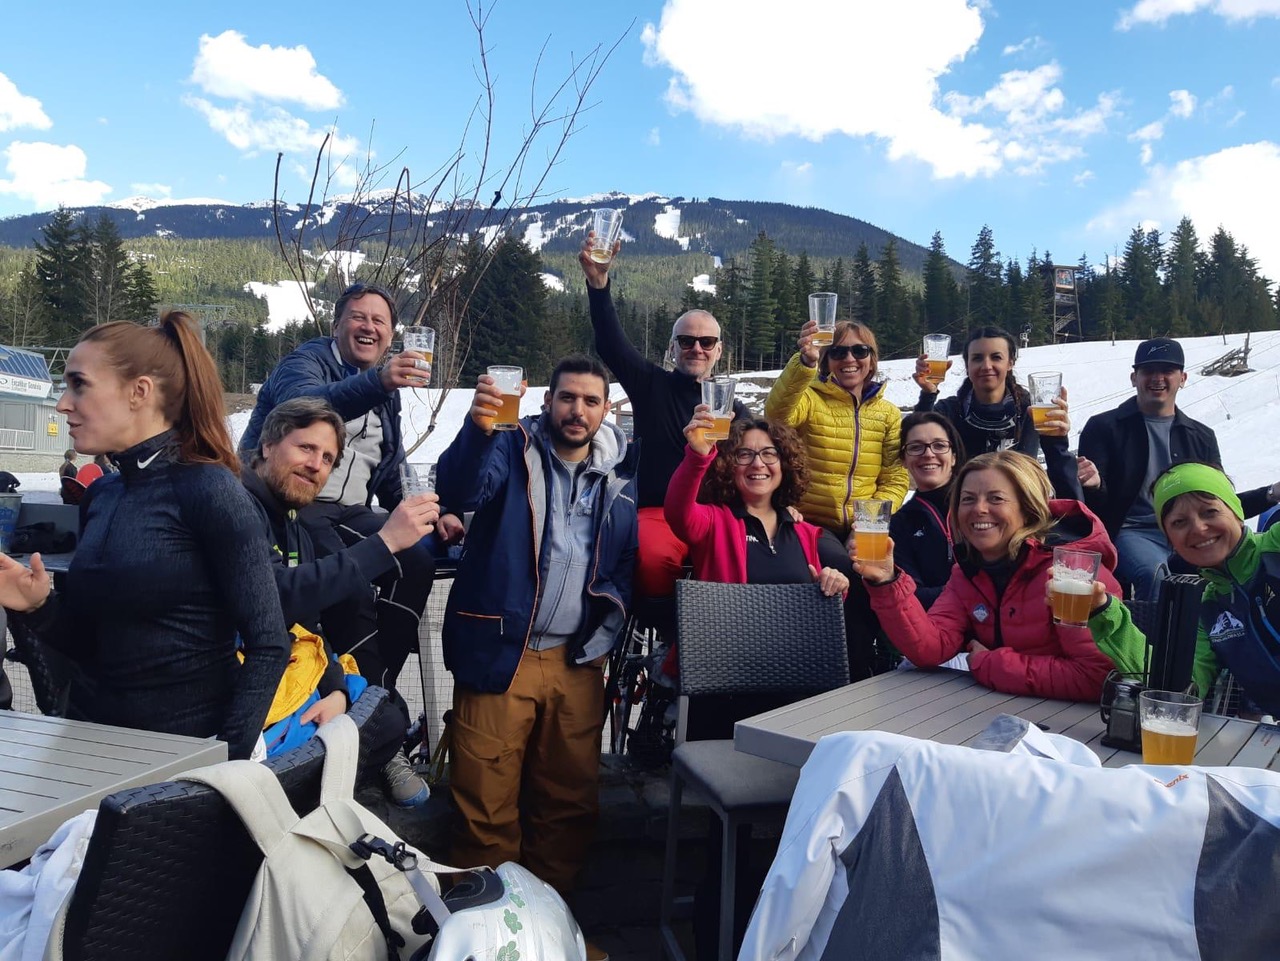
{"left": 765, "top": 353, "right": 909, "bottom": 537}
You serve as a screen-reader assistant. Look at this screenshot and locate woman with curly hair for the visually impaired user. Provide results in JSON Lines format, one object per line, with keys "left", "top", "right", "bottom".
{"left": 665, "top": 410, "right": 850, "bottom": 595}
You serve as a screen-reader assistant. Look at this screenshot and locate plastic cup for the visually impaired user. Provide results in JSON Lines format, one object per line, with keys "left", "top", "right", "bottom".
{"left": 1050, "top": 548, "right": 1101, "bottom": 627}
{"left": 402, "top": 327, "right": 435, "bottom": 386}
{"left": 852, "top": 499, "right": 892, "bottom": 562}
{"left": 809, "top": 292, "right": 838, "bottom": 347}
{"left": 922, "top": 333, "right": 951, "bottom": 385}
{"left": 1028, "top": 371, "right": 1062, "bottom": 435}
{"left": 487, "top": 365, "right": 524, "bottom": 431}
{"left": 1139, "top": 690, "right": 1202, "bottom": 764}
{"left": 589, "top": 209, "right": 624, "bottom": 264}
{"left": 400, "top": 462, "right": 435, "bottom": 497}
{"left": 700, "top": 376, "right": 736, "bottom": 442}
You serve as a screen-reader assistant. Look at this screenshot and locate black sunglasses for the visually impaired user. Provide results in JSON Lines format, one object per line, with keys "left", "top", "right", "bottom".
{"left": 674, "top": 335, "right": 719, "bottom": 351}
{"left": 828, "top": 344, "right": 873, "bottom": 360}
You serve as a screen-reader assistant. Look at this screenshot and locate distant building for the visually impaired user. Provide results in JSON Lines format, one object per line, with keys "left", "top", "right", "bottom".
{"left": 0, "top": 345, "right": 69, "bottom": 472}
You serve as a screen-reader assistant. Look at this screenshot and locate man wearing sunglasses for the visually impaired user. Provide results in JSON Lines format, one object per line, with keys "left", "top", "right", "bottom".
{"left": 241, "top": 282, "right": 460, "bottom": 806}
{"left": 579, "top": 236, "right": 747, "bottom": 622}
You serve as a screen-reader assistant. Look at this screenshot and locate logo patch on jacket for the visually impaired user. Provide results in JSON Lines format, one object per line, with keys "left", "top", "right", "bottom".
{"left": 973, "top": 604, "right": 990, "bottom": 623}
{"left": 1208, "top": 610, "right": 1245, "bottom": 642}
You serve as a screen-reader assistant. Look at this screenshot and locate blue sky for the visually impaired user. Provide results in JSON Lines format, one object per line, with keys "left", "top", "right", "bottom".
{"left": 2, "top": 0, "right": 1278, "bottom": 278}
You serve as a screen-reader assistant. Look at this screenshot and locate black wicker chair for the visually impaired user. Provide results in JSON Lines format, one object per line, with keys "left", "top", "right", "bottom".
{"left": 658, "top": 581, "right": 850, "bottom": 961}
{"left": 49, "top": 686, "right": 400, "bottom": 961}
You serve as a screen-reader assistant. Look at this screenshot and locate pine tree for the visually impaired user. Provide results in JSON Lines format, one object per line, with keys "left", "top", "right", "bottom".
{"left": 122, "top": 261, "right": 160, "bottom": 322}
{"left": 460, "top": 236, "right": 548, "bottom": 379}
{"left": 746, "top": 232, "right": 778, "bottom": 367}
{"left": 1120, "top": 225, "right": 1163, "bottom": 337}
{"left": 852, "top": 242, "right": 876, "bottom": 326}
{"left": 876, "top": 238, "right": 909, "bottom": 353}
{"left": 1164, "top": 217, "right": 1201, "bottom": 335}
{"left": 792, "top": 251, "right": 816, "bottom": 322}
{"left": 829, "top": 258, "right": 847, "bottom": 316}
{"left": 714, "top": 257, "right": 749, "bottom": 369}
{"left": 967, "top": 225, "right": 1003, "bottom": 328}
{"left": 33, "top": 208, "right": 90, "bottom": 344}
{"left": 83, "top": 215, "right": 131, "bottom": 326}
{"left": 922, "top": 230, "right": 958, "bottom": 332}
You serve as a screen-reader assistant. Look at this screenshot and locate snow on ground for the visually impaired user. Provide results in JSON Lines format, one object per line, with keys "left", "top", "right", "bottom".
{"left": 244, "top": 279, "right": 315, "bottom": 333}
{"left": 690, "top": 273, "right": 716, "bottom": 295}
{"left": 317, "top": 249, "right": 366, "bottom": 285}
{"left": 653, "top": 205, "right": 690, "bottom": 251}
{"left": 18, "top": 331, "right": 1280, "bottom": 511}
{"left": 539, "top": 273, "right": 565, "bottom": 292}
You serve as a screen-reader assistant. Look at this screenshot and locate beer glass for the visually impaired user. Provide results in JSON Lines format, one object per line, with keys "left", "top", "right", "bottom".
{"left": 1028, "top": 371, "right": 1063, "bottom": 434}
{"left": 1139, "top": 690, "right": 1202, "bottom": 765}
{"left": 1050, "top": 547, "right": 1100, "bottom": 627}
{"left": 852, "top": 499, "right": 892, "bottom": 563}
{"left": 399, "top": 461, "right": 435, "bottom": 497}
{"left": 487, "top": 365, "right": 524, "bottom": 431}
{"left": 589, "top": 209, "right": 624, "bottom": 264}
{"left": 809, "top": 292, "right": 838, "bottom": 347}
{"left": 402, "top": 326, "right": 435, "bottom": 385}
{"left": 700, "top": 376, "right": 736, "bottom": 442}
{"left": 922, "top": 333, "right": 951, "bottom": 385}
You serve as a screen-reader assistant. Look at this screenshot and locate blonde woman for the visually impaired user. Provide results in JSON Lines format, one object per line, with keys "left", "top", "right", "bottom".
{"left": 765, "top": 319, "right": 908, "bottom": 540}
{"left": 855, "top": 451, "right": 1120, "bottom": 702}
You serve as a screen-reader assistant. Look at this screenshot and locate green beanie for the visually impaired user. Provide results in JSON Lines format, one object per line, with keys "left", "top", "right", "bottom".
{"left": 1152, "top": 463, "right": 1243, "bottom": 529}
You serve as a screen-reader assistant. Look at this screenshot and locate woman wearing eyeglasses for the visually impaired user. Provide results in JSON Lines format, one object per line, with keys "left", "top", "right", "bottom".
{"left": 765, "top": 319, "right": 909, "bottom": 540}
{"left": 665, "top": 411, "right": 851, "bottom": 595}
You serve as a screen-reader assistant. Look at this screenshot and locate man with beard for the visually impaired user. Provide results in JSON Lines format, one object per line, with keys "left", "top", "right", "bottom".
{"left": 243, "top": 396, "right": 440, "bottom": 803}
{"left": 436, "top": 356, "right": 637, "bottom": 935}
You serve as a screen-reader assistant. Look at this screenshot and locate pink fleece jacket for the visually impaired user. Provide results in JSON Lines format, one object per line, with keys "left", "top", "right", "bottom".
{"left": 664, "top": 445, "right": 825, "bottom": 582}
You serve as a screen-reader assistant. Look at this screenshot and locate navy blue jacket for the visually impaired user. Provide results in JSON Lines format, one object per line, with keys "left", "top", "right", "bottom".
{"left": 437, "top": 413, "right": 639, "bottom": 693}
{"left": 239, "top": 338, "right": 405, "bottom": 509}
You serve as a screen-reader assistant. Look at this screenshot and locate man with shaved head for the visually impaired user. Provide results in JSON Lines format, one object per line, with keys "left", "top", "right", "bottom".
{"left": 580, "top": 237, "right": 746, "bottom": 618}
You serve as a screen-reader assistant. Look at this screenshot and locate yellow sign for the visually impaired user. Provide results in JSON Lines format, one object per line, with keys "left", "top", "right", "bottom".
{"left": 46, "top": 422, "right": 58, "bottom": 436}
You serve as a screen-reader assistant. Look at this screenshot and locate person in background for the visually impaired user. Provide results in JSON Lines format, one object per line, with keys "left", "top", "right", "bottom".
{"left": 436, "top": 356, "right": 636, "bottom": 961}
{"left": 856, "top": 450, "right": 1120, "bottom": 702}
{"left": 1087, "top": 462, "right": 1280, "bottom": 716}
{"left": 239, "top": 282, "right": 462, "bottom": 787}
{"left": 579, "top": 236, "right": 747, "bottom": 631}
{"left": 58, "top": 449, "right": 77, "bottom": 480}
{"left": 913, "top": 326, "right": 1040, "bottom": 466}
{"left": 765, "top": 318, "right": 908, "bottom": 538}
{"left": 243, "top": 397, "right": 440, "bottom": 797}
{"left": 1078, "top": 337, "right": 1280, "bottom": 600}
{"left": 0, "top": 313, "right": 288, "bottom": 759}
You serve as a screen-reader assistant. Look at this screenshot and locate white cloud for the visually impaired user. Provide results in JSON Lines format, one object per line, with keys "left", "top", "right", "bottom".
{"left": 1118, "top": 0, "right": 1280, "bottom": 29}
{"left": 643, "top": 2, "right": 1114, "bottom": 180}
{"left": 1140, "top": 143, "right": 1154, "bottom": 164}
{"left": 190, "top": 30, "right": 342, "bottom": 110}
{"left": 782, "top": 160, "right": 813, "bottom": 175}
{"left": 1169, "top": 89, "right": 1197, "bottom": 117}
{"left": 1131, "top": 120, "right": 1165, "bottom": 141}
{"left": 0, "top": 73, "right": 50, "bottom": 132}
{"left": 131, "top": 182, "right": 172, "bottom": 197}
{"left": 647, "top": 127, "right": 661, "bottom": 146}
{"left": 185, "top": 96, "right": 359, "bottom": 159}
{"left": 0, "top": 141, "right": 111, "bottom": 207}
{"left": 1002, "top": 36, "right": 1044, "bottom": 55}
{"left": 1073, "top": 169, "right": 1095, "bottom": 186}
{"left": 0, "top": 73, "right": 51, "bottom": 132}
{"left": 1086, "top": 141, "right": 1280, "bottom": 279}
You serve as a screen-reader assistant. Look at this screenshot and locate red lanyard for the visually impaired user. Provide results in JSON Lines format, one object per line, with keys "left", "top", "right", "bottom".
{"left": 916, "top": 496, "right": 953, "bottom": 559}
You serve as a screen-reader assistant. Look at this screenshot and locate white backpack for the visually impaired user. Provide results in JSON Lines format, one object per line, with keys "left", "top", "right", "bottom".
{"left": 181, "top": 715, "right": 447, "bottom": 961}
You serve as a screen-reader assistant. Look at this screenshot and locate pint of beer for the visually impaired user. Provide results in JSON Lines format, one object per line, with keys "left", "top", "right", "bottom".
{"left": 1050, "top": 547, "right": 1101, "bottom": 628}
{"left": 922, "top": 333, "right": 951, "bottom": 385}
{"left": 852, "top": 499, "right": 892, "bottom": 562}
{"left": 590, "top": 209, "right": 624, "bottom": 263}
{"left": 1028, "top": 371, "right": 1063, "bottom": 434}
{"left": 488, "top": 365, "right": 524, "bottom": 432}
{"left": 1138, "top": 691, "right": 1202, "bottom": 765}
{"left": 809, "top": 292, "right": 837, "bottom": 347}
{"left": 700, "top": 376, "right": 736, "bottom": 442}
{"left": 403, "top": 326, "right": 435, "bottom": 385}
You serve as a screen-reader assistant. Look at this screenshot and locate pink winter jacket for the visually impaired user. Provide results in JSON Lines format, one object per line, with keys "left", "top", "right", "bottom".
{"left": 664, "top": 446, "right": 824, "bottom": 583}
{"left": 867, "top": 499, "right": 1121, "bottom": 702}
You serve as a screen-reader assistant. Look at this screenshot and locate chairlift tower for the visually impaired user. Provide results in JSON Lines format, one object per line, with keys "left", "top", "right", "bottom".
{"left": 1049, "top": 265, "right": 1083, "bottom": 344}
